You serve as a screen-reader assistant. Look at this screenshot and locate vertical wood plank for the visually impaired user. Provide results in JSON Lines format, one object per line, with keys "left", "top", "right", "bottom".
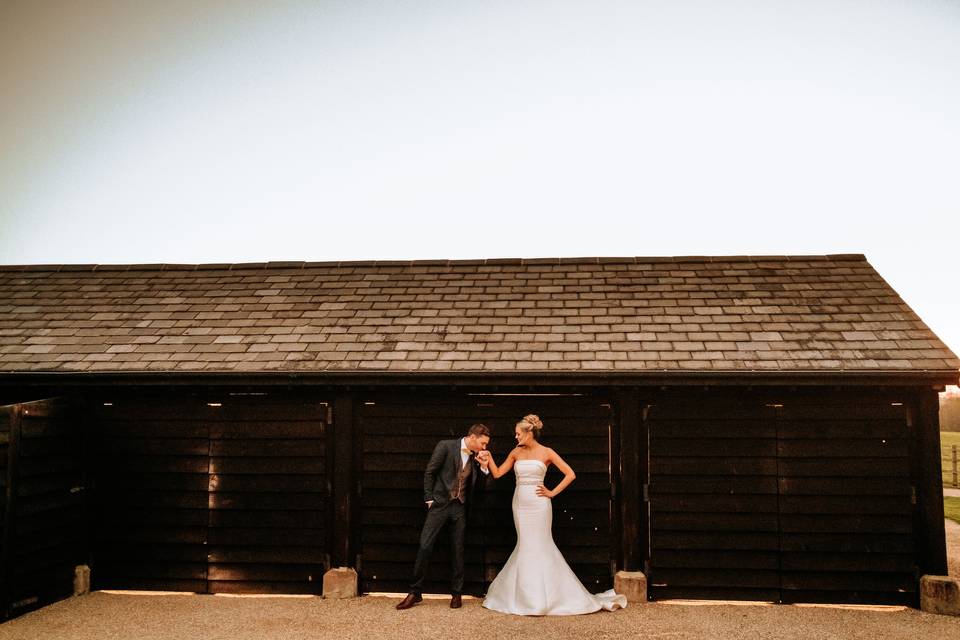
{"left": 913, "top": 387, "right": 947, "bottom": 577}
{"left": 607, "top": 399, "right": 622, "bottom": 574}
{"left": 617, "top": 388, "right": 642, "bottom": 572}
{"left": 0, "top": 404, "right": 22, "bottom": 619}
{"left": 331, "top": 394, "right": 354, "bottom": 568}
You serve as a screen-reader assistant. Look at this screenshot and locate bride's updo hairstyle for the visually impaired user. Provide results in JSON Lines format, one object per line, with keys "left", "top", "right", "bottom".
{"left": 517, "top": 414, "right": 544, "bottom": 440}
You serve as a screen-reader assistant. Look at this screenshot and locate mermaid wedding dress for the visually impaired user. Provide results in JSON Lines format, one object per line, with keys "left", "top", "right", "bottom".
{"left": 482, "top": 459, "right": 627, "bottom": 615}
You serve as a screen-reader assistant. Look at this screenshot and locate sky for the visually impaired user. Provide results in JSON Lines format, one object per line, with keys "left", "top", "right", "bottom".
{"left": 1, "top": 0, "right": 959, "bottom": 357}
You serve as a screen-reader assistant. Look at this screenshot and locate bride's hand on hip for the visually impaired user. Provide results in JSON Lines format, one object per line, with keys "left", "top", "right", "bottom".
{"left": 535, "top": 485, "right": 554, "bottom": 499}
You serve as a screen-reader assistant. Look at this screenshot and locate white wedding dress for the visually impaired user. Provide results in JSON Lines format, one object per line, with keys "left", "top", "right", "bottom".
{"left": 482, "top": 460, "right": 627, "bottom": 615}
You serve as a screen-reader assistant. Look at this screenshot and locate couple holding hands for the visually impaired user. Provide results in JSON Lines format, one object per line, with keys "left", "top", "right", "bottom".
{"left": 395, "top": 414, "right": 626, "bottom": 616}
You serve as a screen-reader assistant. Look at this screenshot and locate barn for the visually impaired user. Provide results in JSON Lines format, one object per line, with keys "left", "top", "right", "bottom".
{"left": 0, "top": 254, "right": 957, "bottom": 618}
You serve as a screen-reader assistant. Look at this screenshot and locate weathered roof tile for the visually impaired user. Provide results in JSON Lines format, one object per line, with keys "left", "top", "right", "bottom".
{"left": 0, "top": 255, "right": 956, "bottom": 376}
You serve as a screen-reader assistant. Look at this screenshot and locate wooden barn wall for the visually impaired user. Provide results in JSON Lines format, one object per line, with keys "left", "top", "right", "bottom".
{"left": 648, "top": 394, "right": 781, "bottom": 601}
{"left": 206, "top": 395, "right": 329, "bottom": 594}
{"left": 776, "top": 394, "right": 914, "bottom": 604}
{"left": 356, "top": 392, "right": 615, "bottom": 596}
{"left": 647, "top": 388, "right": 917, "bottom": 605}
{"left": 0, "top": 398, "right": 86, "bottom": 619}
{"left": 91, "top": 394, "right": 210, "bottom": 592}
{"left": 0, "top": 380, "right": 946, "bottom": 611}
{"left": 0, "top": 406, "right": 8, "bottom": 612}
{"left": 89, "top": 391, "right": 329, "bottom": 594}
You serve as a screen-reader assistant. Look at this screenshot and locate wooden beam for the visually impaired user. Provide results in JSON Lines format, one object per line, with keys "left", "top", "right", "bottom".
{"left": 2, "top": 370, "right": 958, "bottom": 390}
{"left": 617, "top": 388, "right": 643, "bottom": 572}
{"left": 331, "top": 394, "right": 355, "bottom": 568}
{"left": 607, "top": 399, "right": 622, "bottom": 573}
{"left": 0, "top": 404, "right": 22, "bottom": 618}
{"left": 912, "top": 388, "right": 947, "bottom": 577}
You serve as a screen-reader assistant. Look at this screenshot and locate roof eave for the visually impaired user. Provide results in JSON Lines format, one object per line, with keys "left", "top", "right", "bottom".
{"left": 0, "top": 369, "right": 956, "bottom": 388}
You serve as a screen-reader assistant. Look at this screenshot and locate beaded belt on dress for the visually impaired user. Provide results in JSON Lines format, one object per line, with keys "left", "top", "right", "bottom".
{"left": 517, "top": 479, "right": 541, "bottom": 486}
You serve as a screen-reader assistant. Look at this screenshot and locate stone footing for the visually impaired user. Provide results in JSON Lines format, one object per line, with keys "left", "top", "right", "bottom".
{"left": 74, "top": 565, "right": 90, "bottom": 596}
{"left": 614, "top": 570, "right": 647, "bottom": 603}
{"left": 323, "top": 567, "right": 358, "bottom": 599}
{"left": 920, "top": 575, "right": 960, "bottom": 616}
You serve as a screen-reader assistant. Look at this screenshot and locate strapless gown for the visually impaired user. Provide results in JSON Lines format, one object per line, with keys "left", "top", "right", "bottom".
{"left": 482, "top": 459, "right": 627, "bottom": 615}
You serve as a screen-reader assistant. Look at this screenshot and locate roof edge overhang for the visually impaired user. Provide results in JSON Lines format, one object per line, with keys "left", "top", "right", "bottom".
{"left": 0, "top": 254, "right": 870, "bottom": 272}
{"left": 0, "top": 369, "right": 956, "bottom": 388}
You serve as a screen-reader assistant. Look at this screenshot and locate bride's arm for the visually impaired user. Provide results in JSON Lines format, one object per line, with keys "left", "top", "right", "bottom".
{"left": 537, "top": 448, "right": 576, "bottom": 498}
{"left": 486, "top": 448, "right": 518, "bottom": 479}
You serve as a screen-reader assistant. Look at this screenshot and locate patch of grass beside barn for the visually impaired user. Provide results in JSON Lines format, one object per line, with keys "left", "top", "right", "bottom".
{"left": 945, "top": 497, "right": 960, "bottom": 524}
{"left": 942, "top": 431, "right": 960, "bottom": 487}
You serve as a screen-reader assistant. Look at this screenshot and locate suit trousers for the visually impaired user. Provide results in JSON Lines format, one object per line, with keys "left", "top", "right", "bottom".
{"left": 410, "top": 501, "right": 466, "bottom": 595}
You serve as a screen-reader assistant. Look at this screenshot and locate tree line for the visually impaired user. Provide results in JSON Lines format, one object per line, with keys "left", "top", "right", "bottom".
{"left": 942, "top": 396, "right": 960, "bottom": 432}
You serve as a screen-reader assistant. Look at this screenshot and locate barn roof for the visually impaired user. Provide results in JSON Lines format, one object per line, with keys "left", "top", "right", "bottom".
{"left": 0, "top": 255, "right": 957, "bottom": 379}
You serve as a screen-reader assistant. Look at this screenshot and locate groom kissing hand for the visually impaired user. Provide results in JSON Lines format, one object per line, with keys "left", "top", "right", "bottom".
{"left": 397, "top": 423, "right": 491, "bottom": 610}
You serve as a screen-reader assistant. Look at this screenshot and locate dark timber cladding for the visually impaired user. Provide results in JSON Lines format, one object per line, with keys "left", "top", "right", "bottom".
{"left": 0, "top": 254, "right": 958, "bottom": 611}
{"left": 648, "top": 388, "right": 917, "bottom": 604}
{"left": 0, "top": 399, "right": 86, "bottom": 619}
{"left": 357, "top": 392, "right": 614, "bottom": 596}
{"left": 90, "top": 390, "right": 329, "bottom": 594}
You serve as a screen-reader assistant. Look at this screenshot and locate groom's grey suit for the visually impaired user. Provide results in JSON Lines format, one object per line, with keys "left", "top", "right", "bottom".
{"left": 410, "top": 438, "right": 488, "bottom": 595}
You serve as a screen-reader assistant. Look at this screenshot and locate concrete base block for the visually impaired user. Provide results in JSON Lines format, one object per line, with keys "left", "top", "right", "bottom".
{"left": 921, "top": 575, "right": 960, "bottom": 616}
{"left": 74, "top": 565, "right": 91, "bottom": 596}
{"left": 322, "top": 567, "right": 358, "bottom": 599}
{"left": 614, "top": 570, "right": 647, "bottom": 603}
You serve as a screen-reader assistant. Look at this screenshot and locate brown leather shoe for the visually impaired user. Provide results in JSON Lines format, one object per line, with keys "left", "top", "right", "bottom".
{"left": 396, "top": 593, "right": 422, "bottom": 610}
{"left": 449, "top": 593, "right": 462, "bottom": 609}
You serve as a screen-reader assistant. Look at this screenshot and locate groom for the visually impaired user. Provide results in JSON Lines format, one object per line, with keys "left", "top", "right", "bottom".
{"left": 396, "top": 423, "right": 492, "bottom": 610}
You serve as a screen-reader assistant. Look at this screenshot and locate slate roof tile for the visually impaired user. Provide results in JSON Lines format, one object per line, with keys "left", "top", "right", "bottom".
{"left": 0, "top": 255, "right": 957, "bottom": 376}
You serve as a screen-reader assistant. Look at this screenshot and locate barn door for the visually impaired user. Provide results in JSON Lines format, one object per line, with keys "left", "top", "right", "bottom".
{"left": 647, "top": 389, "right": 916, "bottom": 604}
{"left": 776, "top": 391, "right": 915, "bottom": 604}
{"left": 0, "top": 398, "right": 86, "bottom": 620}
{"left": 92, "top": 393, "right": 211, "bottom": 592}
{"left": 205, "top": 393, "right": 330, "bottom": 594}
{"left": 91, "top": 390, "right": 330, "bottom": 594}
{"left": 357, "top": 392, "right": 615, "bottom": 596}
{"left": 647, "top": 393, "right": 781, "bottom": 601}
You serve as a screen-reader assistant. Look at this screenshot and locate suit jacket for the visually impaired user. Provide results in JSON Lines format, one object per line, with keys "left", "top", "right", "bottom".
{"left": 423, "top": 438, "right": 488, "bottom": 507}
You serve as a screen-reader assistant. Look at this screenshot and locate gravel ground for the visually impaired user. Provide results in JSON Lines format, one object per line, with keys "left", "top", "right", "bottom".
{"left": 2, "top": 520, "right": 959, "bottom": 640}
{"left": 2, "top": 591, "right": 960, "bottom": 640}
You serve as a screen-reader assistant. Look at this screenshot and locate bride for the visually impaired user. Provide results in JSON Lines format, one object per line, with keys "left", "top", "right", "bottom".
{"left": 478, "top": 414, "right": 626, "bottom": 616}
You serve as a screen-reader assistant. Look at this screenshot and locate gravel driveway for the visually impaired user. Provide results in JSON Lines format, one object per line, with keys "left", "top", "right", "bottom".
{"left": 2, "top": 591, "right": 960, "bottom": 640}
{"left": 2, "top": 520, "right": 959, "bottom": 640}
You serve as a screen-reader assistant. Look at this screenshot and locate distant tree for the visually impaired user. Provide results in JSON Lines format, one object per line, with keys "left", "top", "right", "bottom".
{"left": 942, "top": 396, "right": 960, "bottom": 432}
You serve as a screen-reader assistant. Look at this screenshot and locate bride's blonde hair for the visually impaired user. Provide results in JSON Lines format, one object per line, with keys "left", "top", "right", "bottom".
{"left": 516, "top": 414, "right": 543, "bottom": 440}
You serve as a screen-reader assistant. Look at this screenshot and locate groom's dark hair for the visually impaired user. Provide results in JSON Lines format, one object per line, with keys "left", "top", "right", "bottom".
{"left": 467, "top": 423, "right": 490, "bottom": 438}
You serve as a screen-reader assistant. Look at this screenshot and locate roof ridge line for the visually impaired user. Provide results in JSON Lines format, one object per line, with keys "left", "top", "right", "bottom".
{"left": 0, "top": 254, "right": 869, "bottom": 272}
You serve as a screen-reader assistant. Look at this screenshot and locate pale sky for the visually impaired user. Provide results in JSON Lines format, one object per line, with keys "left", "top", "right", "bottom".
{"left": 1, "top": 0, "right": 959, "bottom": 356}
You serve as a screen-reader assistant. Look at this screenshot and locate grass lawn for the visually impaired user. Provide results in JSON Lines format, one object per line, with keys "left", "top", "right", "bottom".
{"left": 945, "top": 496, "right": 960, "bottom": 524}
{"left": 941, "top": 431, "right": 960, "bottom": 487}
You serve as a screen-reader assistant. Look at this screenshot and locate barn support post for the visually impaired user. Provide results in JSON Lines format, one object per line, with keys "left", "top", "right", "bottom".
{"left": 0, "top": 404, "right": 22, "bottom": 618}
{"left": 331, "top": 394, "right": 356, "bottom": 570}
{"left": 617, "top": 388, "right": 644, "bottom": 573}
{"left": 74, "top": 393, "right": 94, "bottom": 593}
{"left": 913, "top": 387, "right": 947, "bottom": 577}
